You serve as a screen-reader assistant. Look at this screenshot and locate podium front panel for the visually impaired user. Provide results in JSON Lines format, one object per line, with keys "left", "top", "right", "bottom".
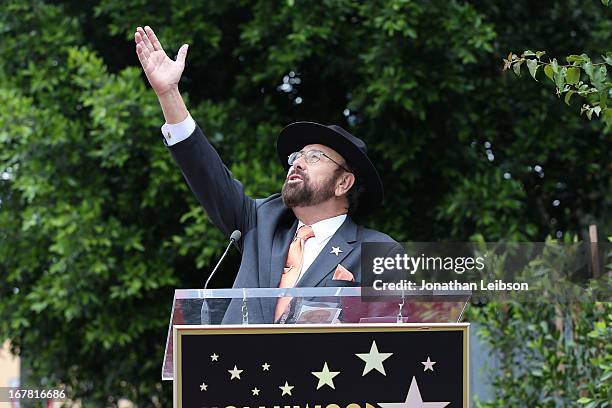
{"left": 173, "top": 323, "right": 469, "bottom": 407}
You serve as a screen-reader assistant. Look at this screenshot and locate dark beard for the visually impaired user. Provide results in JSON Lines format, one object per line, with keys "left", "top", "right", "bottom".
{"left": 281, "top": 172, "right": 338, "bottom": 208}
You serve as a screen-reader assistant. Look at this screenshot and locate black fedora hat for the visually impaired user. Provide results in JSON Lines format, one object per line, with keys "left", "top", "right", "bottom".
{"left": 277, "top": 121, "right": 384, "bottom": 215}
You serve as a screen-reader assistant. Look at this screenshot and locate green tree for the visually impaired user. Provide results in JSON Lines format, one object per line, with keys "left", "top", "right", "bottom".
{"left": 1, "top": 0, "right": 610, "bottom": 405}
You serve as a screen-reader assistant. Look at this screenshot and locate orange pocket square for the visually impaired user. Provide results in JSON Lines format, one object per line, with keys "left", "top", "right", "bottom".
{"left": 333, "top": 264, "right": 355, "bottom": 281}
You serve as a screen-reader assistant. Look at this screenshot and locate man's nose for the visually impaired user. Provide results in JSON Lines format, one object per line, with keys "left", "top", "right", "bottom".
{"left": 292, "top": 154, "right": 307, "bottom": 170}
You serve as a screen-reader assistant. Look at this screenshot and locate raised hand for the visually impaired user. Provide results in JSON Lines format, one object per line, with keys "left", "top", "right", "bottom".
{"left": 134, "top": 26, "right": 188, "bottom": 97}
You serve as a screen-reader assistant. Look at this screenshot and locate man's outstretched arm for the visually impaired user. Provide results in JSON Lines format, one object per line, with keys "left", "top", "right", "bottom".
{"left": 134, "top": 26, "right": 255, "bottom": 239}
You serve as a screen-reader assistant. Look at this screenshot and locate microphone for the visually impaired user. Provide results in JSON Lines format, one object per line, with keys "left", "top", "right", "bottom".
{"left": 201, "top": 230, "right": 241, "bottom": 324}
{"left": 204, "top": 230, "right": 241, "bottom": 289}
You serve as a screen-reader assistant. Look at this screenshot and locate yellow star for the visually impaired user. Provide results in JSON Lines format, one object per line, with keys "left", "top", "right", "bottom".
{"left": 262, "top": 362, "right": 270, "bottom": 371}
{"left": 210, "top": 353, "right": 219, "bottom": 362}
{"left": 279, "top": 381, "right": 294, "bottom": 396}
{"left": 311, "top": 362, "right": 340, "bottom": 389}
{"left": 228, "top": 365, "right": 243, "bottom": 380}
{"left": 356, "top": 340, "right": 393, "bottom": 376}
{"left": 251, "top": 387, "right": 260, "bottom": 396}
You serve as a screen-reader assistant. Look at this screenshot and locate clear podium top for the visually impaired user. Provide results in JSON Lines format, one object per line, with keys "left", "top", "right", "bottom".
{"left": 162, "top": 287, "right": 470, "bottom": 380}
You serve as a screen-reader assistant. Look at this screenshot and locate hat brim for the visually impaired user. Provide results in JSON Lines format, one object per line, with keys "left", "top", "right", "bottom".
{"left": 277, "top": 122, "right": 384, "bottom": 216}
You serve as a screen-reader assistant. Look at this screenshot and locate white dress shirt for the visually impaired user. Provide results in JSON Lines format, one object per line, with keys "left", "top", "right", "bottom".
{"left": 160, "top": 117, "right": 348, "bottom": 282}
{"left": 295, "top": 214, "right": 347, "bottom": 283}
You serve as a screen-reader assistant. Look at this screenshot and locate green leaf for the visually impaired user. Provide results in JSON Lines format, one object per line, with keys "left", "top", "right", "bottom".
{"left": 566, "top": 67, "right": 580, "bottom": 84}
{"left": 603, "top": 52, "right": 612, "bottom": 66}
{"left": 544, "top": 64, "right": 555, "bottom": 82}
{"left": 580, "top": 61, "right": 606, "bottom": 90}
{"left": 554, "top": 67, "right": 566, "bottom": 90}
{"left": 600, "top": 86, "right": 608, "bottom": 109}
{"left": 512, "top": 60, "right": 522, "bottom": 76}
{"left": 567, "top": 54, "right": 589, "bottom": 65}
{"left": 601, "top": 0, "right": 610, "bottom": 6}
{"left": 593, "top": 106, "right": 602, "bottom": 117}
{"left": 564, "top": 90, "right": 575, "bottom": 105}
{"left": 592, "top": 65, "right": 607, "bottom": 90}
{"left": 550, "top": 58, "right": 559, "bottom": 74}
{"left": 536, "top": 51, "right": 546, "bottom": 59}
{"left": 527, "top": 59, "right": 539, "bottom": 81}
{"left": 522, "top": 50, "right": 536, "bottom": 57}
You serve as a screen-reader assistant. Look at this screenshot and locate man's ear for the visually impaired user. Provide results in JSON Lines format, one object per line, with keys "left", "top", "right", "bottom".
{"left": 335, "top": 172, "right": 355, "bottom": 196}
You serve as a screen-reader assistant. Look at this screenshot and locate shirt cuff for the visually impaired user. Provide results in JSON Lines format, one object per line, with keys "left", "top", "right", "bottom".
{"left": 161, "top": 114, "right": 196, "bottom": 146}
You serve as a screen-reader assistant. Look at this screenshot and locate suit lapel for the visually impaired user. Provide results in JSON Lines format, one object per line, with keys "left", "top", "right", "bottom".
{"left": 296, "top": 217, "right": 358, "bottom": 288}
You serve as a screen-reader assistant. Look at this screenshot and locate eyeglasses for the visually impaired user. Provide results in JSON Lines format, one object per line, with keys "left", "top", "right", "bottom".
{"left": 288, "top": 150, "right": 351, "bottom": 173}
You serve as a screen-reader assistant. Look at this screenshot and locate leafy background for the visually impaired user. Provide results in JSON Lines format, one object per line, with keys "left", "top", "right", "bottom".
{"left": 0, "top": 0, "right": 610, "bottom": 406}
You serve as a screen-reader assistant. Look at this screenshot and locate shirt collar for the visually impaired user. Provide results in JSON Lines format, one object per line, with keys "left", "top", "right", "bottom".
{"left": 297, "top": 214, "right": 347, "bottom": 245}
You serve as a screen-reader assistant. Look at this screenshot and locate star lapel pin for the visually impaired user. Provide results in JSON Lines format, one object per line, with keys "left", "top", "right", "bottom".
{"left": 330, "top": 246, "right": 343, "bottom": 256}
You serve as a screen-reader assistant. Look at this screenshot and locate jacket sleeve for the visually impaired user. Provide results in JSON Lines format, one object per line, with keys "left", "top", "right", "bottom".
{"left": 167, "top": 124, "right": 256, "bottom": 241}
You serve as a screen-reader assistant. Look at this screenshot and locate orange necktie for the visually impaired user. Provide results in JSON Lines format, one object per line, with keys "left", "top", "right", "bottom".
{"left": 275, "top": 225, "right": 315, "bottom": 321}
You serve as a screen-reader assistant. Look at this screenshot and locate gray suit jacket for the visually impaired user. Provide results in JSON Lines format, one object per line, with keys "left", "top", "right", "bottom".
{"left": 168, "top": 125, "right": 401, "bottom": 323}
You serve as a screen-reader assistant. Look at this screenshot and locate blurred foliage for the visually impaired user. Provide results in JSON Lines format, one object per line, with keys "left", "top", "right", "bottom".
{"left": 468, "top": 239, "right": 612, "bottom": 407}
{"left": 0, "top": 0, "right": 610, "bottom": 406}
{"left": 469, "top": 294, "right": 612, "bottom": 407}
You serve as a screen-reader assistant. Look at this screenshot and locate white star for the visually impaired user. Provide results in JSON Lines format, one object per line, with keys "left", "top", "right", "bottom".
{"left": 422, "top": 357, "right": 436, "bottom": 372}
{"left": 251, "top": 387, "right": 260, "bottom": 396}
{"left": 228, "top": 365, "right": 243, "bottom": 380}
{"left": 262, "top": 362, "right": 270, "bottom": 371}
{"left": 330, "top": 246, "right": 343, "bottom": 256}
{"left": 355, "top": 340, "right": 393, "bottom": 376}
{"left": 311, "top": 362, "right": 340, "bottom": 389}
{"left": 210, "top": 353, "right": 219, "bottom": 361}
{"left": 378, "top": 376, "right": 450, "bottom": 408}
{"left": 199, "top": 382, "right": 208, "bottom": 391}
{"left": 279, "top": 381, "right": 294, "bottom": 396}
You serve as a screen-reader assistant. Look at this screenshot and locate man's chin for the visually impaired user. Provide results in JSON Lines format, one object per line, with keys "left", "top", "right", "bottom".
{"left": 281, "top": 193, "right": 301, "bottom": 208}
{"left": 282, "top": 188, "right": 308, "bottom": 208}
{"left": 282, "top": 182, "right": 302, "bottom": 195}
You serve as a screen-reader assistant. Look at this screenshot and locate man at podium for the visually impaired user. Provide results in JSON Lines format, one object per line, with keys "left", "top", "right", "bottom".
{"left": 134, "top": 26, "right": 402, "bottom": 323}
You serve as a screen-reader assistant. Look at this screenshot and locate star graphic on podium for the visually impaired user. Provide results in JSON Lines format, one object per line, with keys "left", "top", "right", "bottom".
{"left": 251, "top": 387, "right": 260, "bottom": 396}
{"left": 199, "top": 383, "right": 208, "bottom": 391}
{"left": 312, "top": 362, "right": 340, "bottom": 389}
{"left": 228, "top": 365, "right": 243, "bottom": 380}
{"left": 421, "top": 357, "right": 436, "bottom": 372}
{"left": 210, "top": 353, "right": 219, "bottom": 362}
{"left": 356, "top": 340, "right": 393, "bottom": 376}
{"left": 279, "top": 381, "right": 294, "bottom": 396}
{"left": 330, "top": 246, "right": 343, "bottom": 256}
{"left": 378, "top": 376, "right": 450, "bottom": 408}
{"left": 262, "top": 362, "right": 270, "bottom": 371}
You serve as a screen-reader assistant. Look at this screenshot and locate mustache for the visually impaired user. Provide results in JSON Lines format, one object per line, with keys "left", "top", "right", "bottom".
{"left": 287, "top": 169, "right": 307, "bottom": 179}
